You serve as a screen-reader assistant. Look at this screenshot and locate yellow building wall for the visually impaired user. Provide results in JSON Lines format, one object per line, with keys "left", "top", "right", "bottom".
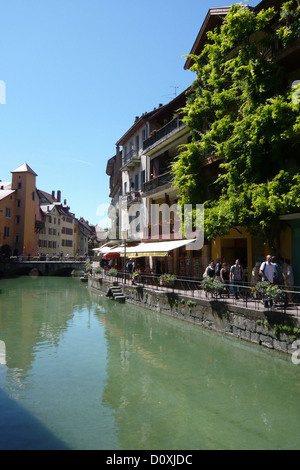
{"left": 0, "top": 193, "right": 16, "bottom": 253}
{"left": 211, "top": 227, "right": 253, "bottom": 281}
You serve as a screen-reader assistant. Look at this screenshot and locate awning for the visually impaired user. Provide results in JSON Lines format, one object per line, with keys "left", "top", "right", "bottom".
{"left": 102, "top": 252, "right": 120, "bottom": 259}
{"left": 93, "top": 245, "right": 119, "bottom": 254}
{"left": 112, "top": 239, "right": 197, "bottom": 257}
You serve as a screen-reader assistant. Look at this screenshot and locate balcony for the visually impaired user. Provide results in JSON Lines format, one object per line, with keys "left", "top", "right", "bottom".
{"left": 143, "top": 171, "right": 172, "bottom": 194}
{"left": 121, "top": 149, "right": 140, "bottom": 171}
{"left": 120, "top": 191, "right": 142, "bottom": 207}
{"left": 142, "top": 220, "right": 178, "bottom": 241}
{"left": 143, "top": 117, "right": 185, "bottom": 151}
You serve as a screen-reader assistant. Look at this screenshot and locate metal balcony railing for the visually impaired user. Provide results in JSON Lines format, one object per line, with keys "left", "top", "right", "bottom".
{"left": 143, "top": 117, "right": 185, "bottom": 150}
{"left": 121, "top": 149, "right": 140, "bottom": 168}
{"left": 143, "top": 171, "right": 172, "bottom": 193}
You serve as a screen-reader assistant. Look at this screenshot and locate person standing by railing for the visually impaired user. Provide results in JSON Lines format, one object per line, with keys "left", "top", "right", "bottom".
{"left": 204, "top": 260, "right": 215, "bottom": 278}
{"left": 259, "top": 255, "right": 274, "bottom": 308}
{"left": 271, "top": 256, "right": 283, "bottom": 285}
{"left": 283, "top": 258, "right": 294, "bottom": 302}
{"left": 220, "top": 263, "right": 230, "bottom": 298}
{"left": 230, "top": 259, "right": 243, "bottom": 299}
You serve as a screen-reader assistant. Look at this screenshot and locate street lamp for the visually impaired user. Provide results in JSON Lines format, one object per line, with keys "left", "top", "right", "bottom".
{"left": 122, "top": 230, "right": 127, "bottom": 284}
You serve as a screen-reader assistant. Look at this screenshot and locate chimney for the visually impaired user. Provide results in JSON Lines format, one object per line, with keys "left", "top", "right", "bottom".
{"left": 64, "top": 199, "right": 67, "bottom": 205}
{"left": 52, "top": 190, "right": 55, "bottom": 199}
{"left": 57, "top": 190, "right": 61, "bottom": 202}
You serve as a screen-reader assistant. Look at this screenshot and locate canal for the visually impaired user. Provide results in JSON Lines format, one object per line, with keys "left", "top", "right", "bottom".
{"left": 0, "top": 276, "right": 300, "bottom": 450}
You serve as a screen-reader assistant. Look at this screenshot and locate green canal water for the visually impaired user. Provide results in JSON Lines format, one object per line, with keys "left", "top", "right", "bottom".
{"left": 0, "top": 276, "right": 300, "bottom": 450}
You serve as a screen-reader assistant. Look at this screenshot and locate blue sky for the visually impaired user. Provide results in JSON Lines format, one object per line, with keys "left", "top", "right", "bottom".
{"left": 0, "top": 0, "right": 259, "bottom": 227}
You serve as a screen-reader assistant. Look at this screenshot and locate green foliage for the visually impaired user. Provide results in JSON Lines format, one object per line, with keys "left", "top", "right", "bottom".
{"left": 277, "top": 0, "right": 300, "bottom": 46}
{"left": 273, "top": 324, "right": 300, "bottom": 340}
{"left": 107, "top": 268, "right": 118, "bottom": 276}
{"left": 250, "top": 281, "right": 286, "bottom": 302}
{"left": 200, "top": 277, "right": 225, "bottom": 294}
{"left": 171, "top": 2, "right": 300, "bottom": 248}
{"left": 158, "top": 273, "right": 177, "bottom": 285}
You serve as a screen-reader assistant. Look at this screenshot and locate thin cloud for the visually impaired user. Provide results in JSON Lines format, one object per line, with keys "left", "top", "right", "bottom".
{"left": 71, "top": 158, "right": 93, "bottom": 166}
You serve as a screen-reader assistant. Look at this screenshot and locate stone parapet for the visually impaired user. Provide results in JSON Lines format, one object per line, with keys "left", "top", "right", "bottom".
{"left": 90, "top": 275, "right": 300, "bottom": 357}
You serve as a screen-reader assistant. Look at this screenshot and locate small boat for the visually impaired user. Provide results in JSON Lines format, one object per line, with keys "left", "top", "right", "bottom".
{"left": 80, "top": 273, "right": 89, "bottom": 282}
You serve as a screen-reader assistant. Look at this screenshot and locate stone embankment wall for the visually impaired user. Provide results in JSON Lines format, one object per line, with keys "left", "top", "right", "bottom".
{"left": 90, "top": 275, "right": 300, "bottom": 357}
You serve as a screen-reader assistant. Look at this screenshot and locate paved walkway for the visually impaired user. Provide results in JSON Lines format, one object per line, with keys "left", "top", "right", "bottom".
{"left": 98, "top": 270, "right": 300, "bottom": 321}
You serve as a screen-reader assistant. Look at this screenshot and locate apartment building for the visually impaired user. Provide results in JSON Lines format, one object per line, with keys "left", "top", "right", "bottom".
{"left": 105, "top": 0, "right": 300, "bottom": 280}
{"left": 37, "top": 190, "right": 76, "bottom": 257}
{"left": 105, "top": 92, "right": 205, "bottom": 276}
{"left": 115, "top": 108, "right": 159, "bottom": 241}
{"left": 39, "top": 203, "right": 61, "bottom": 256}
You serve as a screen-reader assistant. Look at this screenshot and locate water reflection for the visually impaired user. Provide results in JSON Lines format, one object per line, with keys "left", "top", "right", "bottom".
{"left": 0, "top": 340, "right": 6, "bottom": 365}
{"left": 90, "top": 291, "right": 300, "bottom": 450}
{"left": 0, "top": 277, "right": 93, "bottom": 375}
{"left": 0, "top": 277, "right": 300, "bottom": 449}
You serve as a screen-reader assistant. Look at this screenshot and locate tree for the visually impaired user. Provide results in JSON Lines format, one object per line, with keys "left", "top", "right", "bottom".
{"left": 171, "top": 2, "right": 300, "bottom": 252}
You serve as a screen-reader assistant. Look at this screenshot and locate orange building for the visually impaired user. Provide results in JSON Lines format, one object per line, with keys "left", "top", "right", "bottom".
{"left": 0, "top": 187, "right": 16, "bottom": 259}
{"left": 0, "top": 163, "right": 38, "bottom": 258}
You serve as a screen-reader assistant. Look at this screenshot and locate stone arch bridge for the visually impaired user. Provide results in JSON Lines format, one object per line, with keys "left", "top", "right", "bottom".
{"left": 0, "top": 260, "right": 86, "bottom": 277}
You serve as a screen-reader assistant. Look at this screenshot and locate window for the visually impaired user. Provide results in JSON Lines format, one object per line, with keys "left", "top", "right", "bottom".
{"left": 15, "top": 234, "right": 20, "bottom": 244}
{"left": 18, "top": 182, "right": 22, "bottom": 189}
{"left": 135, "top": 174, "right": 139, "bottom": 190}
{"left": 4, "top": 226, "right": 10, "bottom": 238}
{"left": 62, "top": 239, "right": 73, "bottom": 247}
{"left": 17, "top": 199, "right": 21, "bottom": 208}
{"left": 16, "top": 215, "right": 20, "bottom": 224}
{"left": 32, "top": 191, "right": 35, "bottom": 201}
{"left": 5, "top": 207, "right": 11, "bottom": 218}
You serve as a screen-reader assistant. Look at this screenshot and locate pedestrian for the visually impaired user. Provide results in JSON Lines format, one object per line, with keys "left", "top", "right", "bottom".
{"left": 230, "top": 259, "right": 243, "bottom": 299}
{"left": 215, "top": 258, "right": 222, "bottom": 280}
{"left": 251, "top": 262, "right": 261, "bottom": 283}
{"left": 204, "top": 260, "right": 215, "bottom": 278}
{"left": 220, "top": 263, "right": 230, "bottom": 297}
{"left": 271, "top": 256, "right": 283, "bottom": 285}
{"left": 127, "top": 259, "right": 134, "bottom": 274}
{"left": 259, "top": 255, "right": 274, "bottom": 283}
{"left": 283, "top": 258, "right": 294, "bottom": 302}
{"left": 259, "top": 255, "right": 274, "bottom": 308}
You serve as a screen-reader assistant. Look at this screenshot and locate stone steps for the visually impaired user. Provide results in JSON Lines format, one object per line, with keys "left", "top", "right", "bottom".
{"left": 106, "top": 286, "right": 126, "bottom": 302}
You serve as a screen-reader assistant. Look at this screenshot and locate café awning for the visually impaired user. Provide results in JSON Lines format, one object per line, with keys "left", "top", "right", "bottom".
{"left": 113, "top": 239, "right": 197, "bottom": 257}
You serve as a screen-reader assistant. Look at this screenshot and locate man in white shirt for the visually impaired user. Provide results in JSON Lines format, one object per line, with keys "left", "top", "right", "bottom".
{"left": 259, "top": 255, "right": 274, "bottom": 308}
{"left": 259, "top": 255, "right": 274, "bottom": 283}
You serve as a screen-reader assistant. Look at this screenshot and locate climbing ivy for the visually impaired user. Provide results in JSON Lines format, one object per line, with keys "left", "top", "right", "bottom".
{"left": 171, "top": 2, "right": 300, "bottom": 251}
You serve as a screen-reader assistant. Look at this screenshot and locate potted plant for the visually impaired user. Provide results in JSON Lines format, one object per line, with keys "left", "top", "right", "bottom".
{"left": 132, "top": 270, "right": 141, "bottom": 282}
{"left": 158, "top": 273, "right": 177, "bottom": 286}
{"left": 199, "top": 277, "right": 225, "bottom": 297}
{"left": 250, "top": 281, "right": 285, "bottom": 303}
{"left": 107, "top": 267, "right": 118, "bottom": 277}
{"left": 95, "top": 266, "right": 102, "bottom": 275}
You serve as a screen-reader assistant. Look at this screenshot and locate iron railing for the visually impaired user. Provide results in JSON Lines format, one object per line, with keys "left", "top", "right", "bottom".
{"left": 143, "top": 171, "right": 172, "bottom": 193}
{"left": 96, "top": 269, "right": 300, "bottom": 317}
{"left": 143, "top": 117, "right": 185, "bottom": 150}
